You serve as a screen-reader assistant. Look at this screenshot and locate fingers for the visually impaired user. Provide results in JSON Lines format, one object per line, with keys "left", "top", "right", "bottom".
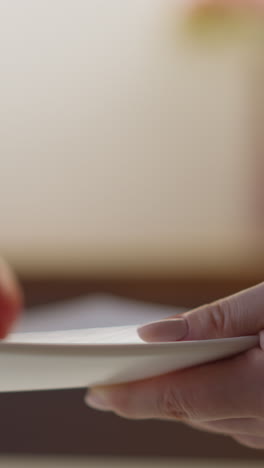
{"left": 233, "top": 435, "right": 264, "bottom": 450}
{"left": 190, "top": 419, "right": 264, "bottom": 450}
{"left": 138, "top": 282, "right": 264, "bottom": 342}
{"left": 86, "top": 348, "right": 264, "bottom": 421}
{"left": 189, "top": 418, "right": 264, "bottom": 437}
{"left": 0, "top": 260, "right": 23, "bottom": 337}
{"left": 189, "top": 419, "right": 264, "bottom": 449}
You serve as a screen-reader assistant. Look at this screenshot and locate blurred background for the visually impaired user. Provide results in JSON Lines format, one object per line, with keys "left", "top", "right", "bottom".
{"left": 0, "top": 0, "right": 264, "bottom": 465}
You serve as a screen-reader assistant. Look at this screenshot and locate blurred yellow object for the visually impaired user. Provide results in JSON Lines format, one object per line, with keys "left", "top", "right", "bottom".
{"left": 183, "top": 2, "right": 264, "bottom": 44}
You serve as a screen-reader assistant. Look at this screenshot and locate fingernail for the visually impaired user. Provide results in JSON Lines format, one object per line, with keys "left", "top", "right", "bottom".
{"left": 138, "top": 319, "right": 188, "bottom": 343}
{"left": 85, "top": 390, "right": 112, "bottom": 411}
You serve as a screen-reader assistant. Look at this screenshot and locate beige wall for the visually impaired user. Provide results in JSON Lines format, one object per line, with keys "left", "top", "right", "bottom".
{"left": 0, "top": 1, "right": 262, "bottom": 275}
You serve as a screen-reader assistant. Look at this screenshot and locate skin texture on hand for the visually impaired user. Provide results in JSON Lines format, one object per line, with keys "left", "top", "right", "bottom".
{"left": 86, "top": 283, "right": 264, "bottom": 450}
{"left": 0, "top": 260, "right": 23, "bottom": 338}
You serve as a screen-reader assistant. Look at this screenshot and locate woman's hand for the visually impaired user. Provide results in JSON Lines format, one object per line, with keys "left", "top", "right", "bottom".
{"left": 0, "top": 260, "right": 23, "bottom": 338}
{"left": 86, "top": 283, "right": 264, "bottom": 450}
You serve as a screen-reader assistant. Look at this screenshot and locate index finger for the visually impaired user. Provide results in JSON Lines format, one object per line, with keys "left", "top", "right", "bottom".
{"left": 138, "top": 283, "right": 264, "bottom": 342}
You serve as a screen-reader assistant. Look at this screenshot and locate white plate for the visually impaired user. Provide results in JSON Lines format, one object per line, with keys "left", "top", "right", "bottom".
{"left": 0, "top": 326, "right": 259, "bottom": 392}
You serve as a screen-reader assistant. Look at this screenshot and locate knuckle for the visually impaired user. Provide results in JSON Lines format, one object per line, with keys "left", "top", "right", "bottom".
{"left": 208, "top": 299, "right": 238, "bottom": 337}
{"left": 157, "top": 385, "right": 194, "bottom": 421}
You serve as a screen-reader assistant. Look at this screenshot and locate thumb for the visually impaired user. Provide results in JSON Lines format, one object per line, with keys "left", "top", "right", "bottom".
{"left": 138, "top": 282, "right": 264, "bottom": 342}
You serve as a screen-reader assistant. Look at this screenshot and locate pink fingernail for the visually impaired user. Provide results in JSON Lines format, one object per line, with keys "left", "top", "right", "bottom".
{"left": 85, "top": 390, "right": 111, "bottom": 411}
{"left": 138, "top": 319, "right": 188, "bottom": 343}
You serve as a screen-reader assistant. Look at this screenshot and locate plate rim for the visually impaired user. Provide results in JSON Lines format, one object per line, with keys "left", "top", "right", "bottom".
{"left": 0, "top": 335, "right": 258, "bottom": 357}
